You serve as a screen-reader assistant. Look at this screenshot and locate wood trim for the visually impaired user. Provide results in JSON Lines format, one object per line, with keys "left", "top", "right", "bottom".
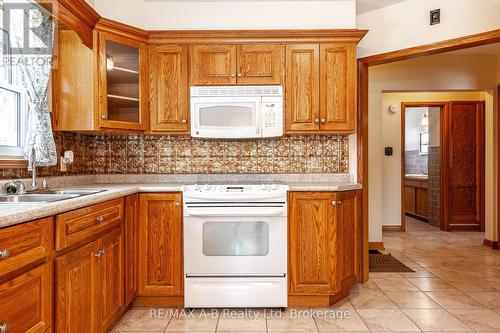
{"left": 498, "top": 85, "right": 500, "bottom": 245}
{"left": 132, "top": 296, "right": 183, "bottom": 308}
{"left": 483, "top": 239, "right": 499, "bottom": 249}
{"left": 0, "top": 159, "right": 27, "bottom": 169}
{"left": 382, "top": 225, "right": 403, "bottom": 232}
{"left": 148, "top": 29, "right": 368, "bottom": 44}
{"left": 368, "top": 242, "right": 385, "bottom": 251}
{"left": 96, "top": 18, "right": 148, "bottom": 42}
{"left": 359, "top": 29, "right": 500, "bottom": 66}
{"left": 288, "top": 290, "right": 350, "bottom": 308}
{"left": 357, "top": 61, "right": 369, "bottom": 283}
{"left": 36, "top": 0, "right": 100, "bottom": 48}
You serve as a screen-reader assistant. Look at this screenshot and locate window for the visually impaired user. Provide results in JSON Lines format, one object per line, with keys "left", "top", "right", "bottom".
{"left": 0, "top": 17, "right": 27, "bottom": 160}
{"left": 419, "top": 131, "right": 429, "bottom": 155}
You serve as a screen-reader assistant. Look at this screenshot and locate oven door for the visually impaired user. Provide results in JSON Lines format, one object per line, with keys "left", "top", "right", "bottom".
{"left": 190, "top": 96, "right": 262, "bottom": 138}
{"left": 184, "top": 211, "right": 286, "bottom": 276}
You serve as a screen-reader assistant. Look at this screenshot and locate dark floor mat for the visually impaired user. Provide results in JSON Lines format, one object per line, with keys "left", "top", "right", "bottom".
{"left": 369, "top": 251, "right": 415, "bottom": 272}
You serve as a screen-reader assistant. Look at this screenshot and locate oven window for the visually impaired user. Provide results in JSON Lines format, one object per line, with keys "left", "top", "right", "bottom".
{"left": 202, "top": 221, "right": 269, "bottom": 256}
{"left": 199, "top": 105, "right": 254, "bottom": 127}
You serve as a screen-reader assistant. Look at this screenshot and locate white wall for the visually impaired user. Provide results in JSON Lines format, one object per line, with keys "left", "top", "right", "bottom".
{"left": 94, "top": 0, "right": 356, "bottom": 30}
{"left": 368, "top": 53, "right": 499, "bottom": 242}
{"left": 405, "top": 107, "right": 427, "bottom": 151}
{"left": 357, "top": 0, "right": 500, "bottom": 58}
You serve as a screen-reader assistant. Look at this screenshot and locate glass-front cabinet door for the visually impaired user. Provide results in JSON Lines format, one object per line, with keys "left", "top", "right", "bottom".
{"left": 98, "top": 31, "right": 147, "bottom": 131}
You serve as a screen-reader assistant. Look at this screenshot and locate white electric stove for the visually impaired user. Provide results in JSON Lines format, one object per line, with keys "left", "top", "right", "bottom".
{"left": 183, "top": 183, "right": 288, "bottom": 308}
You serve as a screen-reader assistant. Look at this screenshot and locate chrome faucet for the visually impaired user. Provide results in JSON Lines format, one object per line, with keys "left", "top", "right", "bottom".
{"left": 28, "top": 147, "right": 37, "bottom": 191}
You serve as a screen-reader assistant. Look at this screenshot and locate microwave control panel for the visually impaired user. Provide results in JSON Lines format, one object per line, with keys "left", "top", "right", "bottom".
{"left": 261, "top": 97, "right": 283, "bottom": 137}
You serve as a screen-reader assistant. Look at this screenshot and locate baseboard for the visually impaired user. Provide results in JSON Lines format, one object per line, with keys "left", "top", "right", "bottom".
{"left": 383, "top": 225, "right": 402, "bottom": 232}
{"left": 132, "top": 296, "right": 184, "bottom": 307}
{"left": 483, "top": 239, "right": 499, "bottom": 249}
{"left": 369, "top": 242, "right": 385, "bottom": 250}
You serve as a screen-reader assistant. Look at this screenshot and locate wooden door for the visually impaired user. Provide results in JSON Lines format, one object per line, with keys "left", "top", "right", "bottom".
{"left": 446, "top": 101, "right": 485, "bottom": 231}
{"left": 190, "top": 44, "right": 237, "bottom": 85}
{"left": 139, "top": 193, "right": 183, "bottom": 296}
{"left": 319, "top": 44, "right": 356, "bottom": 132}
{"left": 97, "top": 228, "right": 124, "bottom": 333}
{"left": 285, "top": 44, "right": 320, "bottom": 132}
{"left": 0, "top": 263, "right": 52, "bottom": 333}
{"left": 56, "top": 241, "right": 98, "bottom": 333}
{"left": 237, "top": 44, "right": 284, "bottom": 85}
{"left": 288, "top": 192, "right": 336, "bottom": 294}
{"left": 97, "top": 31, "right": 148, "bottom": 131}
{"left": 124, "top": 194, "right": 139, "bottom": 306}
{"left": 149, "top": 45, "right": 189, "bottom": 133}
{"left": 334, "top": 191, "right": 358, "bottom": 290}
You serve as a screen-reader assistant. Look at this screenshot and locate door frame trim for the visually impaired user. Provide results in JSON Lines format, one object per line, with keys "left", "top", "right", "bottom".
{"left": 400, "top": 102, "right": 449, "bottom": 232}
{"left": 357, "top": 29, "right": 500, "bottom": 282}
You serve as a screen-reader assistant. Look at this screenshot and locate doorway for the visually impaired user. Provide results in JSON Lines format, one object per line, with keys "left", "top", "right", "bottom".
{"left": 401, "top": 103, "right": 444, "bottom": 231}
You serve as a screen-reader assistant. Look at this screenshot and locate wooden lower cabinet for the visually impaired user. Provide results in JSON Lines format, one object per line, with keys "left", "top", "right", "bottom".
{"left": 124, "top": 194, "right": 139, "bottom": 306}
{"left": 405, "top": 178, "right": 428, "bottom": 220}
{"left": 55, "top": 228, "right": 124, "bottom": 333}
{"left": 138, "top": 193, "right": 183, "bottom": 301}
{"left": 0, "top": 263, "right": 53, "bottom": 333}
{"left": 288, "top": 191, "right": 358, "bottom": 306}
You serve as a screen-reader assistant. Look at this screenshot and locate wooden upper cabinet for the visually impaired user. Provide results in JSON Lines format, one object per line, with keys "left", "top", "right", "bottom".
{"left": 190, "top": 44, "right": 237, "bottom": 85}
{"left": 285, "top": 44, "right": 320, "bottom": 132}
{"left": 238, "top": 44, "right": 284, "bottom": 85}
{"left": 97, "top": 31, "right": 148, "bottom": 131}
{"left": 288, "top": 191, "right": 359, "bottom": 296}
{"left": 149, "top": 44, "right": 189, "bottom": 133}
{"left": 139, "top": 193, "right": 183, "bottom": 296}
{"left": 320, "top": 44, "right": 356, "bottom": 132}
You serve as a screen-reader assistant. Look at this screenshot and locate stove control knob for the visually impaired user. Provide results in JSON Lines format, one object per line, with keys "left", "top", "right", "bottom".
{"left": 194, "top": 184, "right": 201, "bottom": 191}
{"left": 271, "top": 184, "right": 279, "bottom": 190}
{"left": 203, "top": 184, "right": 211, "bottom": 191}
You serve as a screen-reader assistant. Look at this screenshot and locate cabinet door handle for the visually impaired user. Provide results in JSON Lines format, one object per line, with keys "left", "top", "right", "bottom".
{"left": 181, "top": 119, "right": 187, "bottom": 124}
{"left": 314, "top": 118, "right": 320, "bottom": 124}
{"left": 96, "top": 216, "right": 105, "bottom": 223}
{"left": 101, "top": 115, "right": 107, "bottom": 120}
{"left": 331, "top": 200, "right": 342, "bottom": 206}
{"left": 237, "top": 73, "right": 242, "bottom": 77}
{"left": 95, "top": 250, "right": 105, "bottom": 258}
{"left": 0, "top": 322, "right": 9, "bottom": 333}
{"left": 0, "top": 249, "right": 10, "bottom": 259}
{"left": 320, "top": 118, "right": 326, "bottom": 124}
{"left": 175, "top": 202, "right": 180, "bottom": 208}
{"left": 231, "top": 73, "right": 236, "bottom": 78}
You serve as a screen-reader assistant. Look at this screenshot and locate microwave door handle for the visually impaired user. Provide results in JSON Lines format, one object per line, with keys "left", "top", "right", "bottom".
{"left": 256, "top": 99, "right": 262, "bottom": 136}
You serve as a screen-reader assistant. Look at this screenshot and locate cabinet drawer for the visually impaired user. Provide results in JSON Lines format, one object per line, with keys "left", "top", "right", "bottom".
{"left": 56, "top": 198, "right": 124, "bottom": 251}
{"left": 0, "top": 263, "right": 52, "bottom": 333}
{"left": 0, "top": 217, "right": 53, "bottom": 279}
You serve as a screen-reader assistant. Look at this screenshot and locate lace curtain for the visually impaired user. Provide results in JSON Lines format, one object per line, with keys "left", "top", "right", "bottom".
{"left": 16, "top": 3, "right": 57, "bottom": 166}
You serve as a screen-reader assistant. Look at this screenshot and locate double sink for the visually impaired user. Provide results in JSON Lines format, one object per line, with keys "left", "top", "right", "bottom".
{"left": 0, "top": 189, "right": 107, "bottom": 204}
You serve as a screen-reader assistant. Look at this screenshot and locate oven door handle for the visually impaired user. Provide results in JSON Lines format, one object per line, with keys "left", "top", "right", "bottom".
{"left": 186, "top": 208, "right": 285, "bottom": 217}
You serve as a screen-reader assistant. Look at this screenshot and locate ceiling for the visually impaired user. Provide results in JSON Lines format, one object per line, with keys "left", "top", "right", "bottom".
{"left": 356, "top": 0, "right": 408, "bottom": 14}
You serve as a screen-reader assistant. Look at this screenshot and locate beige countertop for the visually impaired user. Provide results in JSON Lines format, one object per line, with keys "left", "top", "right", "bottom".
{"left": 405, "top": 174, "right": 428, "bottom": 181}
{"left": 0, "top": 181, "right": 361, "bottom": 229}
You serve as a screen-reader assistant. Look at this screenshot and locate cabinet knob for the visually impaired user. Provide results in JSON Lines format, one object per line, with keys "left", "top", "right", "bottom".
{"left": 231, "top": 73, "right": 236, "bottom": 78}
{"left": 237, "top": 73, "right": 242, "bottom": 77}
{"left": 0, "top": 322, "right": 9, "bottom": 333}
{"left": 175, "top": 202, "right": 180, "bottom": 208}
{"left": 321, "top": 119, "right": 326, "bottom": 124}
{"left": 95, "top": 250, "right": 105, "bottom": 258}
{"left": 101, "top": 115, "right": 107, "bottom": 120}
{"left": 0, "top": 249, "right": 10, "bottom": 259}
{"left": 314, "top": 118, "right": 320, "bottom": 124}
{"left": 96, "top": 216, "right": 104, "bottom": 223}
{"left": 181, "top": 119, "right": 187, "bottom": 124}
{"left": 331, "top": 200, "right": 342, "bottom": 206}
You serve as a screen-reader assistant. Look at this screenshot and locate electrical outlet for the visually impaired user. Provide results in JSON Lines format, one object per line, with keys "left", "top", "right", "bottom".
{"left": 430, "top": 9, "right": 440, "bottom": 25}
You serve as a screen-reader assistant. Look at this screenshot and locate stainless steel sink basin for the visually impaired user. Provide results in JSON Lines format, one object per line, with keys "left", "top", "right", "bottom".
{"left": 0, "top": 189, "right": 107, "bottom": 204}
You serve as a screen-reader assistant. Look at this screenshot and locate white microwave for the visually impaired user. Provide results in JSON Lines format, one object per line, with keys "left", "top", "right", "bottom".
{"left": 190, "top": 86, "right": 283, "bottom": 139}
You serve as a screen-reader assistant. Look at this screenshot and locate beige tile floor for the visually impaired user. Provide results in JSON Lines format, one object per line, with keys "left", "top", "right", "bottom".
{"left": 112, "top": 218, "right": 500, "bottom": 332}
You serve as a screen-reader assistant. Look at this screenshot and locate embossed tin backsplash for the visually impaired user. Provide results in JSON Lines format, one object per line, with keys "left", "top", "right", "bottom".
{"left": 0, "top": 132, "right": 349, "bottom": 179}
